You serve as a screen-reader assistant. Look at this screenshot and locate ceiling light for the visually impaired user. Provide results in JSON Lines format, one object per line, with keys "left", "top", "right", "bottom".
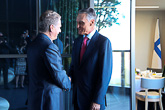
{"left": 135, "top": 6, "right": 159, "bottom": 9}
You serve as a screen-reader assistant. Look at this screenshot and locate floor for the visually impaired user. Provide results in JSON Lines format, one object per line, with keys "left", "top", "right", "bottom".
{"left": 0, "top": 83, "right": 28, "bottom": 110}
{"left": 0, "top": 82, "right": 131, "bottom": 110}
{"left": 106, "top": 93, "right": 130, "bottom": 110}
{"left": 1, "top": 82, "right": 162, "bottom": 110}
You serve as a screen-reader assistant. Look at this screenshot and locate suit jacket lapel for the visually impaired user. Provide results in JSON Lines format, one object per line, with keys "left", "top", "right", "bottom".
{"left": 80, "top": 31, "right": 99, "bottom": 66}
{"left": 75, "top": 36, "right": 83, "bottom": 66}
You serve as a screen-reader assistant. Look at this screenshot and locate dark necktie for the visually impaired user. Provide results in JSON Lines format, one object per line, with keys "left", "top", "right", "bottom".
{"left": 80, "top": 36, "right": 88, "bottom": 62}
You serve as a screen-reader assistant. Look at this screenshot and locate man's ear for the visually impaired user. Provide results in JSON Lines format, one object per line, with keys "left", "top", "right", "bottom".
{"left": 90, "top": 19, "right": 95, "bottom": 26}
{"left": 49, "top": 25, "right": 53, "bottom": 32}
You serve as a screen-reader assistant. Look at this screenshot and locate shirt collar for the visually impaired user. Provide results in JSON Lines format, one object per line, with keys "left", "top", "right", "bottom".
{"left": 83, "top": 29, "right": 96, "bottom": 40}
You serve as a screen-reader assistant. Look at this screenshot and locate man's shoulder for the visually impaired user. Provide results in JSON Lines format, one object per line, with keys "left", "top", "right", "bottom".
{"left": 97, "top": 33, "right": 110, "bottom": 43}
{"left": 36, "top": 34, "right": 52, "bottom": 45}
{"left": 28, "top": 34, "right": 53, "bottom": 51}
{"left": 48, "top": 43, "right": 59, "bottom": 50}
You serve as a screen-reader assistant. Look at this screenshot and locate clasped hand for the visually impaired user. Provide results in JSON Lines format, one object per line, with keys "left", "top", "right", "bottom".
{"left": 90, "top": 102, "right": 100, "bottom": 110}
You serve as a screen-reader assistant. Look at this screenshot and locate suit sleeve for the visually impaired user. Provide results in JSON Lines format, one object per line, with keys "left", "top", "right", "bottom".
{"left": 44, "top": 43, "right": 71, "bottom": 90}
{"left": 67, "top": 41, "right": 75, "bottom": 83}
{"left": 93, "top": 39, "right": 113, "bottom": 104}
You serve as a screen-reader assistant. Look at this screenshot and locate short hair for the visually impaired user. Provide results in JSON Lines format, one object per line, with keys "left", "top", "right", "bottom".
{"left": 78, "top": 7, "right": 96, "bottom": 23}
{"left": 39, "top": 10, "right": 61, "bottom": 33}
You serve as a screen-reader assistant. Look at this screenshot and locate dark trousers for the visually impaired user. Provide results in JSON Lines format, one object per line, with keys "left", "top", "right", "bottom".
{"left": 0, "top": 65, "right": 8, "bottom": 87}
{"left": 74, "top": 102, "right": 80, "bottom": 110}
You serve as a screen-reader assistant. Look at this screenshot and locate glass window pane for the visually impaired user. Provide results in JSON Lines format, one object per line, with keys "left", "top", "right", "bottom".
{"left": 0, "top": 23, "right": 7, "bottom": 36}
{"left": 0, "top": 0, "right": 36, "bottom": 110}
{"left": 0, "top": 0, "right": 6, "bottom": 20}
{"left": 94, "top": 0, "right": 130, "bottom": 50}
{"left": 0, "top": 0, "right": 36, "bottom": 54}
{"left": 8, "top": 0, "right": 29, "bottom": 21}
{"left": 110, "top": 52, "right": 121, "bottom": 86}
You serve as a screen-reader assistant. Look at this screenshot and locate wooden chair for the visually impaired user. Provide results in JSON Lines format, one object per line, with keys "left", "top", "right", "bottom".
{"left": 136, "top": 78, "right": 164, "bottom": 110}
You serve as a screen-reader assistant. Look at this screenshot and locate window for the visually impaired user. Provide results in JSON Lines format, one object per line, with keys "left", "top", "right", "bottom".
{"left": 94, "top": 0, "right": 130, "bottom": 87}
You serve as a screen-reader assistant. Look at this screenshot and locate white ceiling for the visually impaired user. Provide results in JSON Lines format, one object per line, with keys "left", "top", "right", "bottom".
{"left": 136, "top": 0, "right": 165, "bottom": 11}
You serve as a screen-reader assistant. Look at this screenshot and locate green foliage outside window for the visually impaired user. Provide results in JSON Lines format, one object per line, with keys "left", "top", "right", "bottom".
{"left": 47, "top": 0, "right": 79, "bottom": 54}
{"left": 94, "top": 0, "right": 121, "bottom": 32}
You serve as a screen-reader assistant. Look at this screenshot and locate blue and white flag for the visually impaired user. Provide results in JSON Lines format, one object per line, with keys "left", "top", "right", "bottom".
{"left": 151, "top": 19, "right": 162, "bottom": 69}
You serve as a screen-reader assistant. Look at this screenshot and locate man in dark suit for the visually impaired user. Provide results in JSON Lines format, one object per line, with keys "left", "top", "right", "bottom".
{"left": 68, "top": 8, "right": 113, "bottom": 110}
{"left": 0, "top": 33, "right": 11, "bottom": 89}
{"left": 27, "top": 10, "right": 71, "bottom": 110}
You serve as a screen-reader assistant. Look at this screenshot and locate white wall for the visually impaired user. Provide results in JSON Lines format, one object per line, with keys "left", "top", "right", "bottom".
{"left": 135, "top": 11, "right": 165, "bottom": 71}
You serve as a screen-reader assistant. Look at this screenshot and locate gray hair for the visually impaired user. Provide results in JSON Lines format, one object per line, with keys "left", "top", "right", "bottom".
{"left": 78, "top": 7, "right": 96, "bottom": 23}
{"left": 39, "top": 10, "right": 61, "bottom": 33}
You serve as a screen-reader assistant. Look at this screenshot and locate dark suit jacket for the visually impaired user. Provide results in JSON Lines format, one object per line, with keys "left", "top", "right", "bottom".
{"left": 68, "top": 31, "right": 113, "bottom": 110}
{"left": 27, "top": 33, "right": 71, "bottom": 110}
{"left": 0, "top": 41, "right": 10, "bottom": 66}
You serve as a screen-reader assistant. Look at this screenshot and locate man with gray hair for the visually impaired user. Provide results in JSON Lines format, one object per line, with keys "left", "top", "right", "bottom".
{"left": 27, "top": 10, "right": 71, "bottom": 110}
{"left": 68, "top": 7, "right": 113, "bottom": 110}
